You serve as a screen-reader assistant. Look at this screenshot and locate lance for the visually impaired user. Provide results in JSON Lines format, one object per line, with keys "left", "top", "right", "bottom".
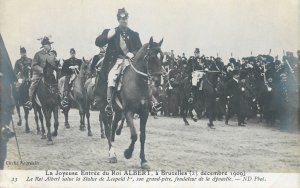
{"left": 268, "top": 49, "right": 272, "bottom": 55}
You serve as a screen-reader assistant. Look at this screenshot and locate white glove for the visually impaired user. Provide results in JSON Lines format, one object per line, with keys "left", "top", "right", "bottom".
{"left": 126, "top": 52, "right": 134, "bottom": 59}
{"left": 107, "top": 28, "right": 116, "bottom": 39}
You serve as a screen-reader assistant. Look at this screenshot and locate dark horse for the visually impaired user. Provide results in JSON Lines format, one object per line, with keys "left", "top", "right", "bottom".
{"left": 14, "top": 64, "right": 44, "bottom": 134}
{"left": 95, "top": 37, "right": 164, "bottom": 169}
{"left": 35, "top": 61, "right": 60, "bottom": 144}
{"left": 202, "top": 61, "right": 223, "bottom": 128}
{"left": 83, "top": 60, "right": 106, "bottom": 138}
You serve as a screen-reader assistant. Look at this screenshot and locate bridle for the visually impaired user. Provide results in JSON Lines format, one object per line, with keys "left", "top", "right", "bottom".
{"left": 129, "top": 48, "right": 164, "bottom": 81}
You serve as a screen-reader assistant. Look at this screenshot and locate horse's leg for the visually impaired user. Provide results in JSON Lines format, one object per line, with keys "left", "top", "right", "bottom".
{"left": 63, "top": 108, "right": 70, "bottom": 128}
{"left": 24, "top": 107, "right": 31, "bottom": 133}
{"left": 206, "top": 96, "right": 216, "bottom": 128}
{"left": 16, "top": 102, "right": 22, "bottom": 126}
{"left": 116, "top": 115, "right": 125, "bottom": 135}
{"left": 124, "top": 111, "right": 137, "bottom": 159}
{"left": 44, "top": 110, "right": 53, "bottom": 145}
{"left": 139, "top": 109, "right": 150, "bottom": 169}
{"left": 99, "top": 112, "right": 105, "bottom": 138}
{"left": 111, "top": 111, "right": 122, "bottom": 142}
{"left": 86, "top": 101, "right": 92, "bottom": 136}
{"left": 101, "top": 110, "right": 117, "bottom": 163}
{"left": 38, "top": 107, "right": 46, "bottom": 139}
{"left": 182, "top": 98, "right": 189, "bottom": 126}
{"left": 52, "top": 107, "right": 59, "bottom": 137}
{"left": 79, "top": 102, "right": 85, "bottom": 131}
{"left": 33, "top": 106, "right": 41, "bottom": 134}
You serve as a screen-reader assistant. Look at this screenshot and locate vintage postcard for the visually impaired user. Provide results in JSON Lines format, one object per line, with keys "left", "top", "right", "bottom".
{"left": 0, "top": 0, "right": 299, "bottom": 187}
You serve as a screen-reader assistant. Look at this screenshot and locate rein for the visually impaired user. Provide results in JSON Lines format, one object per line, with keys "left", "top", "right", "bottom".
{"left": 129, "top": 49, "right": 164, "bottom": 80}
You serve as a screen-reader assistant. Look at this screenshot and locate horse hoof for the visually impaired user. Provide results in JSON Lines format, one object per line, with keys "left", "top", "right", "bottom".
{"left": 65, "top": 123, "right": 70, "bottom": 129}
{"left": 124, "top": 149, "right": 133, "bottom": 159}
{"left": 52, "top": 131, "right": 58, "bottom": 137}
{"left": 47, "top": 140, "right": 54, "bottom": 145}
{"left": 207, "top": 123, "right": 216, "bottom": 129}
{"left": 109, "top": 157, "right": 117, "bottom": 163}
{"left": 41, "top": 134, "right": 47, "bottom": 139}
{"left": 109, "top": 148, "right": 117, "bottom": 163}
{"left": 79, "top": 125, "right": 85, "bottom": 131}
{"left": 17, "top": 121, "right": 22, "bottom": 126}
{"left": 88, "top": 131, "right": 93, "bottom": 136}
{"left": 141, "top": 162, "right": 151, "bottom": 170}
{"left": 101, "top": 133, "right": 106, "bottom": 139}
{"left": 37, "top": 130, "right": 41, "bottom": 135}
{"left": 25, "top": 129, "right": 30, "bottom": 133}
{"left": 184, "top": 122, "right": 189, "bottom": 126}
{"left": 116, "top": 129, "right": 122, "bottom": 135}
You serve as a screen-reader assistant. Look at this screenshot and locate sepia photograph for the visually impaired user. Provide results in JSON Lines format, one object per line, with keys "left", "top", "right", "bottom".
{"left": 0, "top": 0, "right": 299, "bottom": 187}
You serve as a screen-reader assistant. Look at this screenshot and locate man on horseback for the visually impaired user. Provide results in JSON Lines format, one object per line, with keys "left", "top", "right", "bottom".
{"left": 95, "top": 8, "right": 142, "bottom": 114}
{"left": 61, "top": 48, "right": 82, "bottom": 105}
{"left": 14, "top": 47, "right": 32, "bottom": 78}
{"left": 25, "top": 36, "right": 57, "bottom": 109}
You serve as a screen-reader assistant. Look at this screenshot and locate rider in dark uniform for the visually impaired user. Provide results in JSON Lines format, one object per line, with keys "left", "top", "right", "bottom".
{"left": 95, "top": 8, "right": 142, "bottom": 114}
{"left": 90, "top": 47, "right": 106, "bottom": 77}
{"left": 61, "top": 48, "right": 82, "bottom": 104}
{"left": 14, "top": 47, "right": 32, "bottom": 78}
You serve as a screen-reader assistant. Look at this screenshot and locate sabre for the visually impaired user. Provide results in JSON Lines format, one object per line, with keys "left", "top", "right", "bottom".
{"left": 11, "top": 118, "right": 22, "bottom": 161}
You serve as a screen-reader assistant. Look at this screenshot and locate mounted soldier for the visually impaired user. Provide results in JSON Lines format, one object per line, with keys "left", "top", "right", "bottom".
{"left": 90, "top": 46, "right": 106, "bottom": 78}
{"left": 25, "top": 36, "right": 58, "bottom": 109}
{"left": 61, "top": 48, "right": 82, "bottom": 105}
{"left": 95, "top": 8, "right": 142, "bottom": 114}
{"left": 14, "top": 47, "right": 32, "bottom": 79}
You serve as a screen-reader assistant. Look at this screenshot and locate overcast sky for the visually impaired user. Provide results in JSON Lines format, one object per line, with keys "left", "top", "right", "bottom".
{"left": 0, "top": 0, "right": 299, "bottom": 65}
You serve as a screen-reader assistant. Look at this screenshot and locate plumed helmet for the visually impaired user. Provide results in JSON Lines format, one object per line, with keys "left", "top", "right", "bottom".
{"left": 117, "top": 8, "right": 129, "bottom": 20}
{"left": 20, "top": 46, "right": 26, "bottom": 53}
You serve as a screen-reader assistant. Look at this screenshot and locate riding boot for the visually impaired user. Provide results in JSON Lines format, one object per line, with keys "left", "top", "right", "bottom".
{"left": 105, "top": 86, "right": 114, "bottom": 116}
{"left": 61, "top": 90, "right": 69, "bottom": 109}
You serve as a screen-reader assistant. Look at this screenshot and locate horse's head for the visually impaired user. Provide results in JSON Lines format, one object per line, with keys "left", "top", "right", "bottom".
{"left": 145, "top": 37, "right": 164, "bottom": 83}
{"left": 80, "top": 57, "right": 92, "bottom": 78}
{"left": 43, "top": 60, "right": 57, "bottom": 83}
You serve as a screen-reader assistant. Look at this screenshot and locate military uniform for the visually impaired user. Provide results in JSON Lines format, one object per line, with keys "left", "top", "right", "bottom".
{"left": 90, "top": 52, "right": 105, "bottom": 77}
{"left": 14, "top": 56, "right": 32, "bottom": 79}
{"left": 29, "top": 49, "right": 57, "bottom": 100}
{"left": 95, "top": 8, "right": 142, "bottom": 112}
{"left": 25, "top": 37, "right": 57, "bottom": 109}
{"left": 61, "top": 56, "right": 82, "bottom": 94}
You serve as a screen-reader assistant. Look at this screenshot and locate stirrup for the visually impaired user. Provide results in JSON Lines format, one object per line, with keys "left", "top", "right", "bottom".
{"left": 61, "top": 97, "right": 69, "bottom": 109}
{"left": 24, "top": 101, "right": 32, "bottom": 110}
{"left": 105, "top": 104, "right": 113, "bottom": 116}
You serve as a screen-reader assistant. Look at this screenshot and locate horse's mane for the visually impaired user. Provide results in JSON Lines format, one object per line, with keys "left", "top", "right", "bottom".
{"left": 133, "top": 43, "right": 149, "bottom": 63}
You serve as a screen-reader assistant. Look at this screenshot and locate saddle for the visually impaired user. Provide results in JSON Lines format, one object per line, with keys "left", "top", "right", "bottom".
{"left": 116, "top": 63, "right": 130, "bottom": 91}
